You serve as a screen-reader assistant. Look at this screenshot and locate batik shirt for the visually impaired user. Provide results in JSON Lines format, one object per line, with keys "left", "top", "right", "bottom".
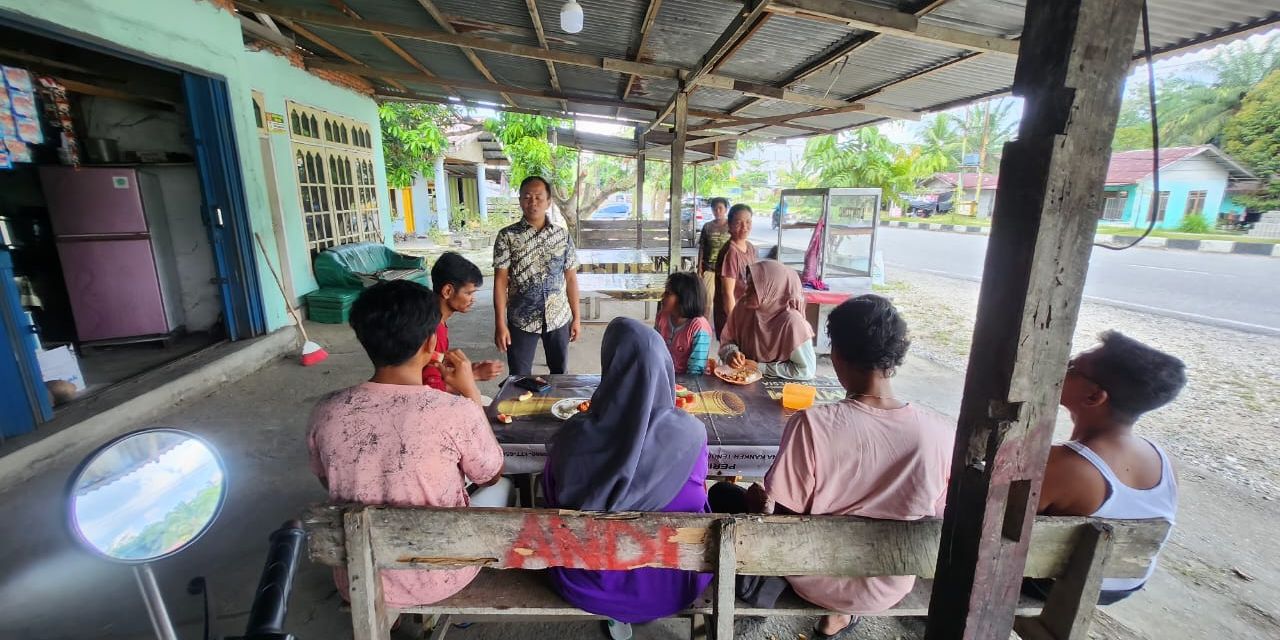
{"left": 494, "top": 218, "right": 579, "bottom": 333}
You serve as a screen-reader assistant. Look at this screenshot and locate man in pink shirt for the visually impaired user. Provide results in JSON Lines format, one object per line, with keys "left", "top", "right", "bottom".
{"left": 710, "top": 295, "right": 954, "bottom": 638}
{"left": 308, "top": 280, "right": 508, "bottom": 626}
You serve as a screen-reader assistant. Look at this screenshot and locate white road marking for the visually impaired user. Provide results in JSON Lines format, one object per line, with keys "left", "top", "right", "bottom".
{"left": 894, "top": 266, "right": 1280, "bottom": 336}
{"left": 1124, "top": 264, "right": 1218, "bottom": 276}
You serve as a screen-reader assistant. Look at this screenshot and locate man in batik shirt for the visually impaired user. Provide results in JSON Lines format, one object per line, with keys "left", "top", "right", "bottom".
{"left": 493, "top": 176, "right": 581, "bottom": 375}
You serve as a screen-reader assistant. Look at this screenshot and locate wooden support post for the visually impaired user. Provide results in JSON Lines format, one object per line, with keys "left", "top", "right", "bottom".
{"left": 924, "top": 0, "right": 1143, "bottom": 638}
{"left": 574, "top": 147, "right": 583, "bottom": 244}
{"left": 713, "top": 519, "right": 737, "bottom": 640}
{"left": 668, "top": 91, "right": 688, "bottom": 274}
{"left": 636, "top": 127, "right": 646, "bottom": 250}
{"left": 1014, "top": 522, "right": 1115, "bottom": 640}
{"left": 345, "top": 509, "right": 388, "bottom": 640}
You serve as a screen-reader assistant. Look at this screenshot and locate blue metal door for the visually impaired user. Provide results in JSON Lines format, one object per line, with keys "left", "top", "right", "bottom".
{"left": 183, "top": 74, "right": 266, "bottom": 340}
{"left": 0, "top": 250, "right": 52, "bottom": 437}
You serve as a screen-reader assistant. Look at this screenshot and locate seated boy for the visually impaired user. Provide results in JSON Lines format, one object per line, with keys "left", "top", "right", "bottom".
{"left": 308, "top": 280, "right": 509, "bottom": 625}
{"left": 1032, "top": 331, "right": 1185, "bottom": 604}
{"left": 423, "top": 252, "right": 504, "bottom": 394}
{"left": 709, "top": 295, "right": 954, "bottom": 639}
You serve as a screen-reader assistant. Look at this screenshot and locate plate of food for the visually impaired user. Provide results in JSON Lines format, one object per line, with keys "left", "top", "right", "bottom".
{"left": 674, "top": 384, "right": 699, "bottom": 410}
{"left": 715, "top": 363, "right": 762, "bottom": 386}
{"left": 550, "top": 397, "right": 592, "bottom": 420}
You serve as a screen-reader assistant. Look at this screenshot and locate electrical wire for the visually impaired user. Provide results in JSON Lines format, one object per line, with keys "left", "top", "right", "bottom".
{"left": 1097, "top": 1, "right": 1159, "bottom": 251}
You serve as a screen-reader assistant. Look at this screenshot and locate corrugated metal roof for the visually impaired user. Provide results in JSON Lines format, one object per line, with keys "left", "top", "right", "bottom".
{"left": 869, "top": 53, "right": 1018, "bottom": 112}
{"left": 714, "top": 14, "right": 856, "bottom": 85}
{"left": 430, "top": 0, "right": 541, "bottom": 47}
{"left": 538, "top": 0, "right": 644, "bottom": 59}
{"left": 252, "top": 0, "right": 1280, "bottom": 143}
{"left": 555, "top": 64, "right": 628, "bottom": 101}
{"left": 923, "top": 0, "right": 1025, "bottom": 38}
{"left": 791, "top": 35, "right": 969, "bottom": 101}
{"left": 645, "top": 0, "right": 740, "bottom": 68}
{"left": 473, "top": 50, "right": 552, "bottom": 88}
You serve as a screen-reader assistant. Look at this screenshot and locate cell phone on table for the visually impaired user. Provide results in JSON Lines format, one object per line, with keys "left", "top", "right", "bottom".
{"left": 514, "top": 376, "right": 551, "bottom": 393}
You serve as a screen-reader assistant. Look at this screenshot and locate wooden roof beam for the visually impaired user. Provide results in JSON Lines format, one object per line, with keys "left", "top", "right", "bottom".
{"left": 688, "top": 101, "right": 865, "bottom": 132}
{"left": 711, "top": 13, "right": 772, "bottom": 73}
{"left": 412, "top": 0, "right": 518, "bottom": 107}
{"left": 728, "top": 0, "right": 954, "bottom": 118}
{"left": 326, "top": 0, "right": 461, "bottom": 100}
{"left": 375, "top": 90, "right": 655, "bottom": 125}
{"left": 314, "top": 60, "right": 666, "bottom": 113}
{"left": 523, "top": 0, "right": 568, "bottom": 111}
{"left": 620, "top": 0, "right": 664, "bottom": 103}
{"left": 239, "top": 2, "right": 918, "bottom": 120}
{"left": 647, "top": 0, "right": 774, "bottom": 134}
{"left": 765, "top": 0, "right": 1018, "bottom": 56}
{"left": 275, "top": 17, "right": 409, "bottom": 91}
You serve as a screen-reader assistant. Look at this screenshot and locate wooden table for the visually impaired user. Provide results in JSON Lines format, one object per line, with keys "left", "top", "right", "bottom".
{"left": 486, "top": 373, "right": 845, "bottom": 477}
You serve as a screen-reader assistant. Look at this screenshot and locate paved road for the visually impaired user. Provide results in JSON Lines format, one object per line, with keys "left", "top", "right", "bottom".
{"left": 750, "top": 221, "right": 1280, "bottom": 335}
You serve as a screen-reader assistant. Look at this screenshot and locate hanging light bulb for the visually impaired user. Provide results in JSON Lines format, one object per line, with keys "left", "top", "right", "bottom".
{"left": 560, "top": 0, "right": 584, "bottom": 34}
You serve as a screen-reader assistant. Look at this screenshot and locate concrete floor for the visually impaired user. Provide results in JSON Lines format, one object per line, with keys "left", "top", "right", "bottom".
{"left": 77, "top": 332, "right": 219, "bottom": 392}
{"left": 0, "top": 289, "right": 967, "bottom": 640}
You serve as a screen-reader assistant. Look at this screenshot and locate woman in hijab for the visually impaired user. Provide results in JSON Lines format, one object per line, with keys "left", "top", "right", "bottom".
{"left": 542, "top": 317, "right": 713, "bottom": 640}
{"left": 719, "top": 260, "right": 816, "bottom": 381}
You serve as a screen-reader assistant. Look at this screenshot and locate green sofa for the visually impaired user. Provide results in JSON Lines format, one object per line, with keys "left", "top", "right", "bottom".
{"left": 306, "top": 243, "right": 429, "bottom": 323}
{"left": 312, "top": 242, "right": 428, "bottom": 289}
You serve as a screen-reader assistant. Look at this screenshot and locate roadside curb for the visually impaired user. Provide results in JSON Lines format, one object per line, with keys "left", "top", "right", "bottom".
{"left": 880, "top": 220, "right": 1280, "bottom": 257}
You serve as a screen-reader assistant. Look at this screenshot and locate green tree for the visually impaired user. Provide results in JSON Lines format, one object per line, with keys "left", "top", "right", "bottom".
{"left": 377, "top": 103, "right": 456, "bottom": 188}
{"left": 485, "top": 113, "right": 635, "bottom": 231}
{"left": 1113, "top": 35, "right": 1279, "bottom": 149}
{"left": 916, "top": 113, "right": 961, "bottom": 173}
{"left": 957, "top": 98, "right": 1017, "bottom": 173}
{"left": 1223, "top": 68, "right": 1280, "bottom": 210}
{"left": 803, "top": 128, "right": 931, "bottom": 209}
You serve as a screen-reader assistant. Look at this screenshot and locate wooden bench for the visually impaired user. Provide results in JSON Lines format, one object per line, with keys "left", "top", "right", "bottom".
{"left": 304, "top": 505, "right": 1169, "bottom": 640}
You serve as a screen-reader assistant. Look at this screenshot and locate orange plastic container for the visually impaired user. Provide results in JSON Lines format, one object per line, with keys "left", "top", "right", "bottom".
{"left": 781, "top": 383, "right": 817, "bottom": 410}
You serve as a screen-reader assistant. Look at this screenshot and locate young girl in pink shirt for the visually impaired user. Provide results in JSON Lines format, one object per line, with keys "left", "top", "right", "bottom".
{"left": 654, "top": 271, "right": 713, "bottom": 375}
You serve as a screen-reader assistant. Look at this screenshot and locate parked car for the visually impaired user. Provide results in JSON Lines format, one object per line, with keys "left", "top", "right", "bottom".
{"left": 905, "top": 192, "right": 954, "bottom": 217}
{"left": 680, "top": 197, "right": 714, "bottom": 247}
{"left": 590, "top": 203, "right": 632, "bottom": 220}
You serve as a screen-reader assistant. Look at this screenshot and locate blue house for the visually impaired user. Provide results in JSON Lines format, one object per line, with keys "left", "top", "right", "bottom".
{"left": 1099, "top": 146, "right": 1257, "bottom": 229}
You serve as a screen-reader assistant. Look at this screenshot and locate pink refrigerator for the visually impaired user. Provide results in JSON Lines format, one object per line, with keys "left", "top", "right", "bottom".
{"left": 39, "top": 167, "right": 185, "bottom": 344}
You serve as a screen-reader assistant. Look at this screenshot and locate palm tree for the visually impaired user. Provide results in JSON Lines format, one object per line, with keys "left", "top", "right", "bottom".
{"left": 917, "top": 113, "right": 961, "bottom": 173}
{"left": 803, "top": 128, "right": 932, "bottom": 209}
{"left": 1115, "top": 35, "right": 1278, "bottom": 148}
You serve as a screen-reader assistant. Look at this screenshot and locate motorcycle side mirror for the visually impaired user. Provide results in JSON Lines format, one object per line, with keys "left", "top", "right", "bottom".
{"left": 67, "top": 428, "right": 227, "bottom": 640}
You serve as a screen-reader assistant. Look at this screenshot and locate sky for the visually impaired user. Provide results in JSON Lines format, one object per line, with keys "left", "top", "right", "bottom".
{"left": 73, "top": 437, "right": 223, "bottom": 559}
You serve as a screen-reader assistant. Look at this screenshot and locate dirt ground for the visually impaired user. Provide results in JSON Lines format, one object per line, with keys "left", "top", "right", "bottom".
{"left": 884, "top": 271, "right": 1280, "bottom": 639}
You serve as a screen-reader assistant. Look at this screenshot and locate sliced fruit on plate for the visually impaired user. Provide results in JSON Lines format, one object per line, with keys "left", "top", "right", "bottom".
{"left": 518, "top": 390, "right": 533, "bottom": 402}
{"left": 496, "top": 413, "right": 513, "bottom": 424}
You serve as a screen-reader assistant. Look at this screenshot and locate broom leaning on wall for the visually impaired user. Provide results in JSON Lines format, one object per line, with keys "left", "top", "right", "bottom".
{"left": 254, "top": 233, "right": 329, "bottom": 366}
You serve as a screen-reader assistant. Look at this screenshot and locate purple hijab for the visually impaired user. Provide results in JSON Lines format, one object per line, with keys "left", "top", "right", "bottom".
{"left": 547, "top": 317, "right": 707, "bottom": 511}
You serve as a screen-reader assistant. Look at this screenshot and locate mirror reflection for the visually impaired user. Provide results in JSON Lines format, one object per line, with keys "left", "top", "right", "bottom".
{"left": 70, "top": 430, "right": 225, "bottom": 562}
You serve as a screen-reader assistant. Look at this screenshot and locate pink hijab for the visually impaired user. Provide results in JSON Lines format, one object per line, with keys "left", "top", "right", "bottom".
{"left": 724, "top": 260, "right": 814, "bottom": 363}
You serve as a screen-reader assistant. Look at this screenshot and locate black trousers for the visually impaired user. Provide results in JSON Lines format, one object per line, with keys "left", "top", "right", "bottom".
{"left": 507, "top": 323, "right": 570, "bottom": 376}
{"left": 707, "top": 482, "right": 794, "bottom": 608}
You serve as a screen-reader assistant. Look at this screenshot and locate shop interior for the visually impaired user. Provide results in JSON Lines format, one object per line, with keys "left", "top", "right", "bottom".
{"left": 0, "top": 23, "right": 225, "bottom": 410}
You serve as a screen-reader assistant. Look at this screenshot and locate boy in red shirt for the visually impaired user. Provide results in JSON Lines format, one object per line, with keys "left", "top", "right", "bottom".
{"left": 423, "top": 252, "right": 504, "bottom": 393}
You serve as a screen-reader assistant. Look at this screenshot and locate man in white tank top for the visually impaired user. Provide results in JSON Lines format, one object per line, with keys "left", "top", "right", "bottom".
{"left": 1034, "top": 331, "right": 1186, "bottom": 604}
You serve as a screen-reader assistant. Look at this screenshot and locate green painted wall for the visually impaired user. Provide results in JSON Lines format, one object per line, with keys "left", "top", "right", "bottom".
{"left": 0, "top": 0, "right": 391, "bottom": 332}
